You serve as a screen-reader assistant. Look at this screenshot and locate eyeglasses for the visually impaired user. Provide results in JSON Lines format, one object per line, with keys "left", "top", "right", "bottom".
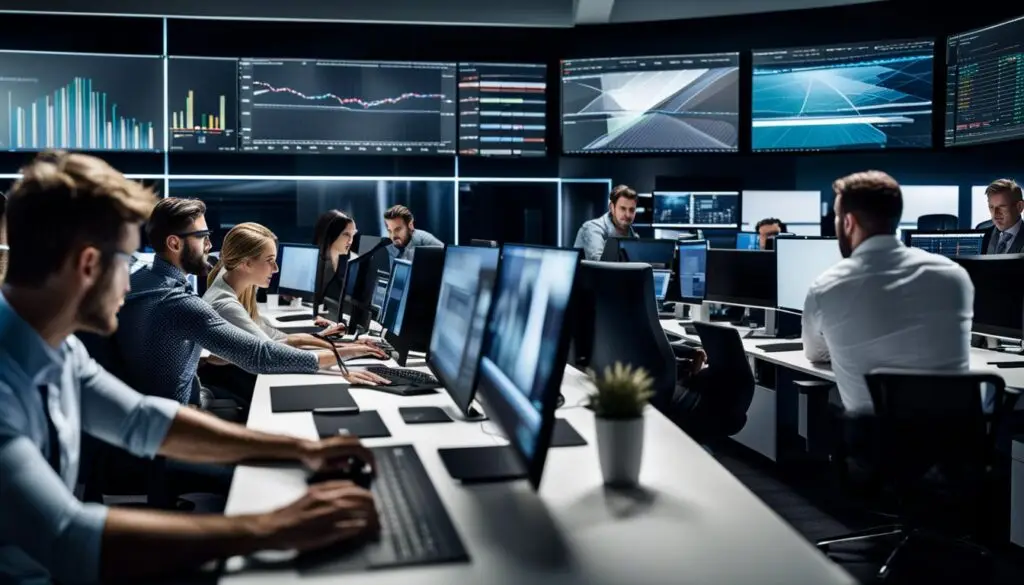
{"left": 174, "top": 229, "right": 212, "bottom": 242}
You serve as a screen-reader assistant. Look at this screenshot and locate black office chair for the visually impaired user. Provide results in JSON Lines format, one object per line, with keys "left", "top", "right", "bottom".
{"left": 571, "top": 261, "right": 681, "bottom": 412}
{"left": 917, "top": 214, "right": 958, "bottom": 231}
{"left": 975, "top": 219, "right": 994, "bottom": 230}
{"left": 671, "top": 322, "right": 756, "bottom": 445}
{"left": 816, "top": 369, "right": 1016, "bottom": 582}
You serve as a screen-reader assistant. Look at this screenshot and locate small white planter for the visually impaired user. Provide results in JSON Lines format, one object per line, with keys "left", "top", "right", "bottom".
{"left": 595, "top": 416, "right": 645, "bottom": 487}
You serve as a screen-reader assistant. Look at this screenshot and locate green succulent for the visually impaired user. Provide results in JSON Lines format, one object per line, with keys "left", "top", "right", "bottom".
{"left": 586, "top": 362, "right": 654, "bottom": 420}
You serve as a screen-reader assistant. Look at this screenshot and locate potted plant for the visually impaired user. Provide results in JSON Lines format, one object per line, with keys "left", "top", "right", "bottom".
{"left": 586, "top": 362, "right": 654, "bottom": 487}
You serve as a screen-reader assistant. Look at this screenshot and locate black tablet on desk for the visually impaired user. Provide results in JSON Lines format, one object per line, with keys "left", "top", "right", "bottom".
{"left": 270, "top": 384, "right": 358, "bottom": 413}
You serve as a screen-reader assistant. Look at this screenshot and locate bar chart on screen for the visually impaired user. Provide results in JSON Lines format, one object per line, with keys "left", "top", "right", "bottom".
{"left": 167, "top": 57, "right": 239, "bottom": 152}
{"left": 0, "top": 51, "right": 163, "bottom": 152}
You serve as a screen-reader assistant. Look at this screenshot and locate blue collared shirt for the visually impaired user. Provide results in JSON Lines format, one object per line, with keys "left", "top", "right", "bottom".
{"left": 0, "top": 292, "right": 180, "bottom": 584}
{"left": 387, "top": 229, "right": 444, "bottom": 262}
{"left": 115, "top": 257, "right": 319, "bottom": 404}
{"left": 573, "top": 213, "right": 639, "bottom": 261}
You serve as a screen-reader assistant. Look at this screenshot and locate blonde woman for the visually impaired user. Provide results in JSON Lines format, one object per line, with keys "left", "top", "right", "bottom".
{"left": 203, "top": 222, "right": 389, "bottom": 371}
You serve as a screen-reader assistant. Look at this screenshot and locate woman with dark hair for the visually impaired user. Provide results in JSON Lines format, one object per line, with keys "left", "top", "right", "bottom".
{"left": 312, "top": 210, "right": 359, "bottom": 328}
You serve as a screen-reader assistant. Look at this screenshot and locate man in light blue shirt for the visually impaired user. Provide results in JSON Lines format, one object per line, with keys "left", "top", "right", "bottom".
{"left": 383, "top": 204, "right": 444, "bottom": 261}
{"left": 0, "top": 151, "right": 379, "bottom": 584}
{"left": 573, "top": 184, "right": 639, "bottom": 260}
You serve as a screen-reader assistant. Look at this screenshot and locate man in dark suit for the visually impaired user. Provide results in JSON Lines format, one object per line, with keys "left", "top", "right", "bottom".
{"left": 981, "top": 178, "right": 1024, "bottom": 254}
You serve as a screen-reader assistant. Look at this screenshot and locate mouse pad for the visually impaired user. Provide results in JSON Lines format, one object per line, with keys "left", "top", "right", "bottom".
{"left": 551, "top": 418, "right": 587, "bottom": 447}
{"left": 270, "top": 384, "right": 356, "bottom": 413}
{"left": 399, "top": 406, "right": 454, "bottom": 424}
{"left": 314, "top": 410, "right": 391, "bottom": 439}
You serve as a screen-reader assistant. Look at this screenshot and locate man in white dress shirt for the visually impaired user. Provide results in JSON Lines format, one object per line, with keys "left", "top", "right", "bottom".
{"left": 802, "top": 170, "right": 974, "bottom": 414}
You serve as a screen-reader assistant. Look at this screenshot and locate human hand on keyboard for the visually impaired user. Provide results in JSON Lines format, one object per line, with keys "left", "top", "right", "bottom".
{"left": 259, "top": 481, "right": 379, "bottom": 551}
{"left": 299, "top": 434, "right": 377, "bottom": 474}
{"left": 316, "top": 318, "right": 346, "bottom": 337}
{"left": 338, "top": 342, "right": 388, "bottom": 360}
{"left": 344, "top": 369, "right": 391, "bottom": 386}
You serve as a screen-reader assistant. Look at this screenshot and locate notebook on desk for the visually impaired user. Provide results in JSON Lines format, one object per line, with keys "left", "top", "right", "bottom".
{"left": 270, "top": 384, "right": 357, "bottom": 413}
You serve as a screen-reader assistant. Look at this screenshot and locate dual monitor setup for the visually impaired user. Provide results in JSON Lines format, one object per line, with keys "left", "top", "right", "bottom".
{"left": 602, "top": 235, "right": 1024, "bottom": 342}
{"left": 6, "top": 11, "right": 1024, "bottom": 157}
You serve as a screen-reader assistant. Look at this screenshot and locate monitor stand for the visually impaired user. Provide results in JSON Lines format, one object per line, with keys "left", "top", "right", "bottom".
{"left": 438, "top": 444, "right": 527, "bottom": 483}
{"left": 443, "top": 400, "right": 488, "bottom": 422}
{"left": 744, "top": 309, "right": 778, "bottom": 339}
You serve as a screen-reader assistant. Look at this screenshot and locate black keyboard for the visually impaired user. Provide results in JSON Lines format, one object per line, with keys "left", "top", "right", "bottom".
{"left": 757, "top": 341, "right": 804, "bottom": 353}
{"left": 277, "top": 313, "right": 313, "bottom": 323}
{"left": 365, "top": 366, "right": 438, "bottom": 386}
{"left": 368, "top": 444, "right": 468, "bottom": 568}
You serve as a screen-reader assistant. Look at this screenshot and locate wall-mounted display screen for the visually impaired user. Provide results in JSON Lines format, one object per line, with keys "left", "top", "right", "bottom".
{"left": 561, "top": 53, "right": 740, "bottom": 154}
{"left": 238, "top": 58, "right": 457, "bottom": 155}
{"left": 0, "top": 50, "right": 163, "bottom": 152}
{"left": 457, "top": 62, "right": 546, "bottom": 157}
{"left": 168, "top": 57, "right": 239, "bottom": 152}
{"left": 652, "top": 191, "right": 740, "bottom": 228}
{"left": 946, "top": 15, "right": 1024, "bottom": 146}
{"left": 752, "top": 39, "right": 934, "bottom": 152}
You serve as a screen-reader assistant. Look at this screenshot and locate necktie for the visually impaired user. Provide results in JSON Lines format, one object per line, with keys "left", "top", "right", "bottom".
{"left": 38, "top": 385, "right": 61, "bottom": 475}
{"left": 996, "top": 231, "right": 1013, "bottom": 254}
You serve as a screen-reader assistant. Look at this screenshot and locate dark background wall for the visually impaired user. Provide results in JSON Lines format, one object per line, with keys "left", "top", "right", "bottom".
{"left": 0, "top": 3, "right": 1020, "bottom": 242}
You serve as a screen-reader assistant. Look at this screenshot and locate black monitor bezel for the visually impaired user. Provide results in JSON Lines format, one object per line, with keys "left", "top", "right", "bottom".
{"left": 953, "top": 253, "right": 1024, "bottom": 339}
{"left": 704, "top": 248, "right": 777, "bottom": 309}
{"left": 675, "top": 239, "right": 709, "bottom": 305}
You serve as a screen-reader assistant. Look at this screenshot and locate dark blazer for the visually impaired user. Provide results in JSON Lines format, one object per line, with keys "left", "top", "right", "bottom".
{"left": 982, "top": 224, "right": 1024, "bottom": 254}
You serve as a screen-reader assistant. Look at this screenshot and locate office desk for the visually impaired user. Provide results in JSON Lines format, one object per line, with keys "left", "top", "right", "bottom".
{"left": 219, "top": 310, "right": 854, "bottom": 585}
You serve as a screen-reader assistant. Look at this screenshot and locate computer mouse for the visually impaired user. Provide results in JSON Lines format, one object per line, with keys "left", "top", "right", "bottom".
{"left": 307, "top": 456, "right": 373, "bottom": 490}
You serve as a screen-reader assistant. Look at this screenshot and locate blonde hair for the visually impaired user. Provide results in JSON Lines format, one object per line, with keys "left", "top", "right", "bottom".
{"left": 208, "top": 222, "right": 277, "bottom": 320}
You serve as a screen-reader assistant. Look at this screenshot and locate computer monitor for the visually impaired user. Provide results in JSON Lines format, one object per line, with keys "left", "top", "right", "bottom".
{"left": 323, "top": 254, "right": 350, "bottom": 322}
{"left": 906, "top": 230, "right": 986, "bottom": 257}
{"left": 383, "top": 246, "right": 446, "bottom": 366}
{"left": 370, "top": 273, "right": 389, "bottom": 315}
{"left": 736, "top": 231, "right": 760, "bottom": 250}
{"left": 277, "top": 243, "right": 320, "bottom": 302}
{"left": 439, "top": 244, "right": 582, "bottom": 488}
{"left": 342, "top": 246, "right": 392, "bottom": 334}
{"left": 953, "top": 254, "right": 1024, "bottom": 339}
{"left": 600, "top": 237, "right": 675, "bottom": 268}
{"left": 427, "top": 246, "right": 501, "bottom": 419}
{"left": 379, "top": 260, "right": 412, "bottom": 332}
{"left": 705, "top": 249, "right": 777, "bottom": 309}
{"left": 676, "top": 240, "right": 708, "bottom": 304}
{"left": 652, "top": 191, "right": 740, "bottom": 228}
{"left": 356, "top": 234, "right": 386, "bottom": 256}
{"left": 775, "top": 237, "right": 841, "bottom": 314}
{"left": 652, "top": 269, "right": 672, "bottom": 302}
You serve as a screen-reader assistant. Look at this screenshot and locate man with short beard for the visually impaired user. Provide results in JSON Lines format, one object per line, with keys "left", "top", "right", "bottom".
{"left": 573, "top": 184, "right": 638, "bottom": 260}
{"left": 115, "top": 198, "right": 385, "bottom": 407}
{"left": 801, "top": 171, "right": 974, "bottom": 415}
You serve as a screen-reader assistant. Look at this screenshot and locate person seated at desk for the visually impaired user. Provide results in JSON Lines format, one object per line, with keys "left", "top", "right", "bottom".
{"left": 383, "top": 204, "right": 443, "bottom": 261}
{"left": 802, "top": 170, "right": 974, "bottom": 415}
{"left": 573, "top": 183, "right": 639, "bottom": 260}
{"left": 755, "top": 217, "right": 787, "bottom": 250}
{"left": 981, "top": 178, "right": 1024, "bottom": 255}
{"left": 312, "top": 209, "right": 359, "bottom": 316}
{"left": 204, "top": 222, "right": 385, "bottom": 359}
{"left": 115, "top": 197, "right": 387, "bottom": 408}
{"left": 0, "top": 150, "right": 379, "bottom": 584}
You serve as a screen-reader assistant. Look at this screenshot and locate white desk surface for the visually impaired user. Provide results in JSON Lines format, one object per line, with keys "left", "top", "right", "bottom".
{"left": 661, "top": 319, "right": 1024, "bottom": 390}
{"left": 219, "top": 309, "right": 854, "bottom": 585}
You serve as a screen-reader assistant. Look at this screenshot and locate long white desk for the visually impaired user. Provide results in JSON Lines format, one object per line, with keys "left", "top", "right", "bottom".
{"left": 215, "top": 308, "right": 856, "bottom": 585}
{"left": 660, "top": 318, "right": 1024, "bottom": 388}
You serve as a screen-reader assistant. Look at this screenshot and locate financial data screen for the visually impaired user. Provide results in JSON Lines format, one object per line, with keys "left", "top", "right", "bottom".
{"left": 653, "top": 191, "right": 740, "bottom": 228}
{"left": 908, "top": 232, "right": 985, "bottom": 257}
{"left": 752, "top": 39, "right": 934, "bottom": 152}
{"left": 0, "top": 51, "right": 163, "bottom": 152}
{"left": 168, "top": 57, "right": 239, "bottom": 152}
{"left": 457, "top": 62, "right": 546, "bottom": 157}
{"left": 946, "top": 16, "right": 1024, "bottom": 146}
{"left": 238, "top": 58, "right": 457, "bottom": 154}
{"left": 561, "top": 53, "right": 740, "bottom": 154}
